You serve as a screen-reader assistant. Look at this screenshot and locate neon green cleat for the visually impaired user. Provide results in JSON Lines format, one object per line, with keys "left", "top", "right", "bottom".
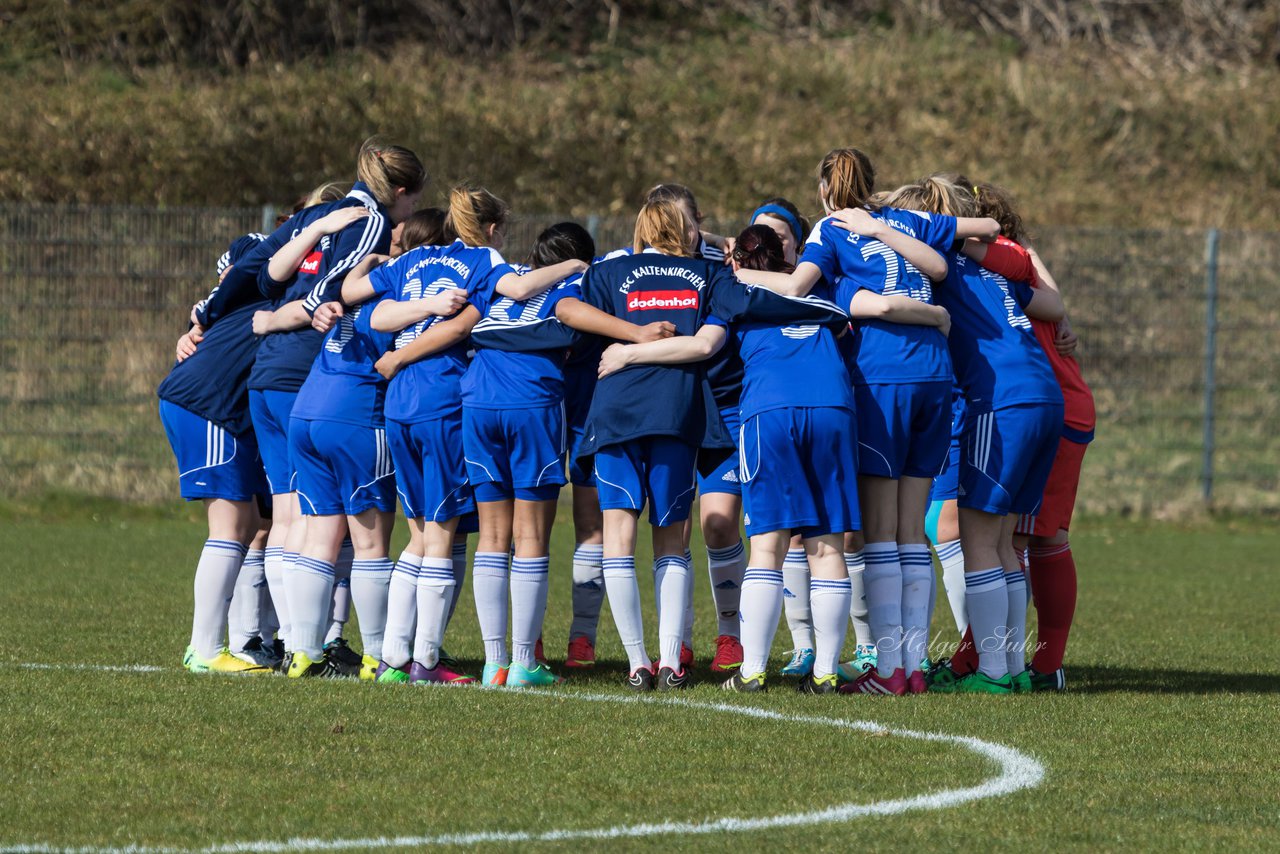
{"left": 358, "top": 655, "right": 379, "bottom": 682}
{"left": 286, "top": 651, "right": 337, "bottom": 679}
{"left": 953, "top": 671, "right": 1014, "bottom": 694}
{"left": 374, "top": 661, "right": 410, "bottom": 683}
{"left": 721, "top": 671, "right": 767, "bottom": 693}
{"left": 481, "top": 662, "right": 510, "bottom": 687}
{"left": 506, "top": 661, "right": 564, "bottom": 687}
{"left": 1010, "top": 670, "right": 1033, "bottom": 694}
{"left": 925, "top": 658, "right": 970, "bottom": 693}
{"left": 183, "top": 645, "right": 272, "bottom": 675}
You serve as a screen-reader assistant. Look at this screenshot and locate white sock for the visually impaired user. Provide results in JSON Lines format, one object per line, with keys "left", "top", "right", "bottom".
{"left": 935, "top": 539, "right": 968, "bottom": 634}
{"left": 1005, "top": 568, "right": 1028, "bottom": 676}
{"left": 570, "top": 543, "right": 605, "bottom": 643}
{"left": 681, "top": 548, "right": 695, "bottom": 647}
{"left": 289, "top": 556, "right": 336, "bottom": 660}
{"left": 739, "top": 567, "right": 783, "bottom": 677}
{"left": 810, "top": 577, "right": 852, "bottom": 680}
{"left": 782, "top": 547, "right": 813, "bottom": 651}
{"left": 965, "top": 567, "right": 1010, "bottom": 679}
{"left": 260, "top": 595, "right": 279, "bottom": 645}
{"left": 602, "top": 555, "right": 648, "bottom": 672}
{"left": 899, "top": 544, "right": 934, "bottom": 675}
{"left": 863, "top": 541, "right": 904, "bottom": 676}
{"left": 349, "top": 558, "right": 392, "bottom": 662}
{"left": 707, "top": 540, "right": 746, "bottom": 637}
{"left": 325, "top": 539, "right": 354, "bottom": 644}
{"left": 845, "top": 550, "right": 872, "bottom": 646}
{"left": 511, "top": 556, "right": 550, "bottom": 668}
{"left": 655, "top": 554, "right": 691, "bottom": 671}
{"left": 447, "top": 539, "right": 468, "bottom": 630}
{"left": 472, "top": 551, "right": 510, "bottom": 666}
{"left": 190, "top": 539, "right": 247, "bottom": 659}
{"left": 264, "top": 546, "right": 290, "bottom": 647}
{"left": 227, "top": 547, "right": 265, "bottom": 652}
{"left": 413, "top": 557, "right": 455, "bottom": 669}
{"left": 382, "top": 551, "right": 421, "bottom": 669}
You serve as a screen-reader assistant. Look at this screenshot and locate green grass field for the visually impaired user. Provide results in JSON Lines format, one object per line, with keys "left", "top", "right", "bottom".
{"left": 2, "top": 498, "right": 1278, "bottom": 852}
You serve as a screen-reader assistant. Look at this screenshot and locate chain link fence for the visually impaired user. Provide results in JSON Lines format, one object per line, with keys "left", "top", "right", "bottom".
{"left": 1, "top": 204, "right": 1275, "bottom": 514}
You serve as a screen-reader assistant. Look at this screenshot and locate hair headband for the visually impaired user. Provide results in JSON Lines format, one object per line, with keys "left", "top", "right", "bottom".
{"left": 750, "top": 204, "right": 804, "bottom": 245}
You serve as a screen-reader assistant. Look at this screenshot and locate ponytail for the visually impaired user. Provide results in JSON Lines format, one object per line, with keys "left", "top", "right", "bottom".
{"left": 633, "top": 198, "right": 695, "bottom": 257}
{"left": 444, "top": 184, "right": 510, "bottom": 247}
{"left": 355, "top": 137, "right": 427, "bottom": 209}
{"left": 818, "top": 148, "right": 877, "bottom": 212}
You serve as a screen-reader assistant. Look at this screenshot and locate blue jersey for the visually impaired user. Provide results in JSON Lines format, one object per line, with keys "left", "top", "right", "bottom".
{"left": 290, "top": 299, "right": 394, "bottom": 428}
{"left": 195, "top": 232, "right": 268, "bottom": 327}
{"left": 159, "top": 233, "right": 271, "bottom": 435}
{"left": 735, "top": 310, "right": 854, "bottom": 420}
{"left": 372, "top": 239, "right": 506, "bottom": 423}
{"left": 247, "top": 183, "right": 391, "bottom": 393}
{"left": 462, "top": 274, "right": 582, "bottom": 408}
{"left": 803, "top": 208, "right": 957, "bottom": 385}
{"left": 936, "top": 252, "right": 1062, "bottom": 413}
{"left": 578, "top": 250, "right": 734, "bottom": 453}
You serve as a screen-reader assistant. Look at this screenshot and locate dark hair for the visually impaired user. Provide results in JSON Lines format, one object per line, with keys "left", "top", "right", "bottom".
{"left": 732, "top": 224, "right": 794, "bottom": 274}
{"left": 397, "top": 207, "right": 452, "bottom": 253}
{"left": 973, "top": 182, "right": 1031, "bottom": 243}
{"left": 529, "top": 221, "right": 596, "bottom": 268}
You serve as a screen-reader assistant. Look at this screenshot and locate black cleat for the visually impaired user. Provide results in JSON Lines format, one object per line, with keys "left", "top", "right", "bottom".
{"left": 657, "top": 666, "right": 692, "bottom": 692}
{"left": 721, "top": 672, "right": 767, "bottom": 693}
{"left": 323, "top": 637, "right": 364, "bottom": 677}
{"left": 796, "top": 673, "right": 839, "bottom": 694}
{"left": 627, "top": 665, "right": 656, "bottom": 692}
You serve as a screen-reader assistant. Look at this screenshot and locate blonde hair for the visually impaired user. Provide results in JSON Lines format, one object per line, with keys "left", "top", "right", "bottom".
{"left": 886, "top": 176, "right": 979, "bottom": 218}
{"left": 305, "top": 181, "right": 348, "bottom": 207}
{"left": 818, "top": 148, "right": 878, "bottom": 211}
{"left": 445, "top": 184, "right": 510, "bottom": 247}
{"left": 633, "top": 198, "right": 695, "bottom": 256}
{"left": 355, "top": 137, "right": 427, "bottom": 209}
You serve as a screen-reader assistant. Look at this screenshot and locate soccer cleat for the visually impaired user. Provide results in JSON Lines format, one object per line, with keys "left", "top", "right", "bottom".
{"left": 797, "top": 673, "right": 839, "bottom": 694}
{"left": 323, "top": 637, "right": 364, "bottom": 677}
{"left": 626, "top": 664, "right": 656, "bottom": 692}
{"left": 924, "top": 657, "right": 973, "bottom": 693}
{"left": 270, "top": 638, "right": 288, "bottom": 671}
{"left": 657, "top": 666, "right": 692, "bottom": 691}
{"left": 709, "top": 635, "right": 744, "bottom": 673}
{"left": 534, "top": 637, "right": 549, "bottom": 667}
{"left": 374, "top": 660, "right": 410, "bottom": 684}
{"left": 1029, "top": 666, "right": 1067, "bottom": 692}
{"left": 507, "top": 661, "right": 564, "bottom": 688}
{"left": 409, "top": 660, "right": 476, "bottom": 685}
{"left": 839, "top": 667, "right": 907, "bottom": 696}
{"left": 836, "top": 644, "right": 877, "bottom": 682}
{"left": 232, "top": 637, "right": 281, "bottom": 669}
{"left": 780, "top": 648, "right": 815, "bottom": 677}
{"left": 564, "top": 635, "right": 596, "bottom": 670}
{"left": 437, "top": 647, "right": 462, "bottom": 670}
{"left": 481, "top": 662, "right": 510, "bottom": 687}
{"left": 1010, "top": 670, "right": 1033, "bottom": 694}
{"left": 721, "top": 671, "right": 767, "bottom": 693}
{"left": 286, "top": 651, "right": 339, "bottom": 679}
{"left": 358, "top": 655, "right": 379, "bottom": 682}
{"left": 680, "top": 643, "right": 694, "bottom": 670}
{"left": 183, "top": 645, "right": 272, "bottom": 675}
{"left": 906, "top": 670, "right": 928, "bottom": 695}
{"left": 953, "top": 671, "right": 1014, "bottom": 694}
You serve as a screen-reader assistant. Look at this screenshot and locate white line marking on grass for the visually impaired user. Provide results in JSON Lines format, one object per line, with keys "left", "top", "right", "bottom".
{"left": 13, "top": 663, "right": 165, "bottom": 673}
{"left": 6, "top": 675, "right": 1045, "bottom": 853}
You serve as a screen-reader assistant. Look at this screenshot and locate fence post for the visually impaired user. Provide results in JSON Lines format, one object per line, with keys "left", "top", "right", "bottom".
{"left": 586, "top": 214, "right": 600, "bottom": 242}
{"left": 1201, "top": 228, "right": 1220, "bottom": 504}
{"left": 260, "top": 204, "right": 277, "bottom": 234}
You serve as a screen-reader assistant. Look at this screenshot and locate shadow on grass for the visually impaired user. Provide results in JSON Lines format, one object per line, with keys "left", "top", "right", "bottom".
{"left": 1070, "top": 664, "right": 1280, "bottom": 694}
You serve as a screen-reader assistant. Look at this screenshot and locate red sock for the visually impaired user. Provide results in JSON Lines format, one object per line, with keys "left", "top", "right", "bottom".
{"left": 950, "top": 626, "right": 978, "bottom": 674}
{"left": 1028, "top": 542, "right": 1077, "bottom": 672}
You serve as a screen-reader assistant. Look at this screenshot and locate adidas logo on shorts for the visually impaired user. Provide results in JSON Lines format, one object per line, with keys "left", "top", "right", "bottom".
{"left": 721, "top": 469, "right": 739, "bottom": 483}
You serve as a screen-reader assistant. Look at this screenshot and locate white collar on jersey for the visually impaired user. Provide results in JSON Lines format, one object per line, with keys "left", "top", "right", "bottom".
{"left": 347, "top": 188, "right": 379, "bottom": 209}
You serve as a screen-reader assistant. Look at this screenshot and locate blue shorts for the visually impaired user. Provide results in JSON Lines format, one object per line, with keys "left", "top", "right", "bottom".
{"left": 387, "top": 415, "right": 475, "bottom": 523}
{"left": 594, "top": 437, "right": 698, "bottom": 527}
{"left": 930, "top": 392, "right": 966, "bottom": 503}
{"left": 854, "top": 381, "right": 951, "bottom": 480}
{"left": 564, "top": 364, "right": 597, "bottom": 488}
{"left": 463, "top": 404, "right": 566, "bottom": 499}
{"left": 159, "top": 400, "right": 268, "bottom": 502}
{"left": 958, "top": 402, "right": 1064, "bottom": 516}
{"left": 248, "top": 389, "right": 299, "bottom": 494}
{"left": 457, "top": 512, "right": 479, "bottom": 535}
{"left": 740, "top": 406, "right": 861, "bottom": 538}
{"left": 697, "top": 406, "right": 742, "bottom": 497}
{"left": 289, "top": 417, "right": 397, "bottom": 517}
{"left": 474, "top": 482, "right": 562, "bottom": 502}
